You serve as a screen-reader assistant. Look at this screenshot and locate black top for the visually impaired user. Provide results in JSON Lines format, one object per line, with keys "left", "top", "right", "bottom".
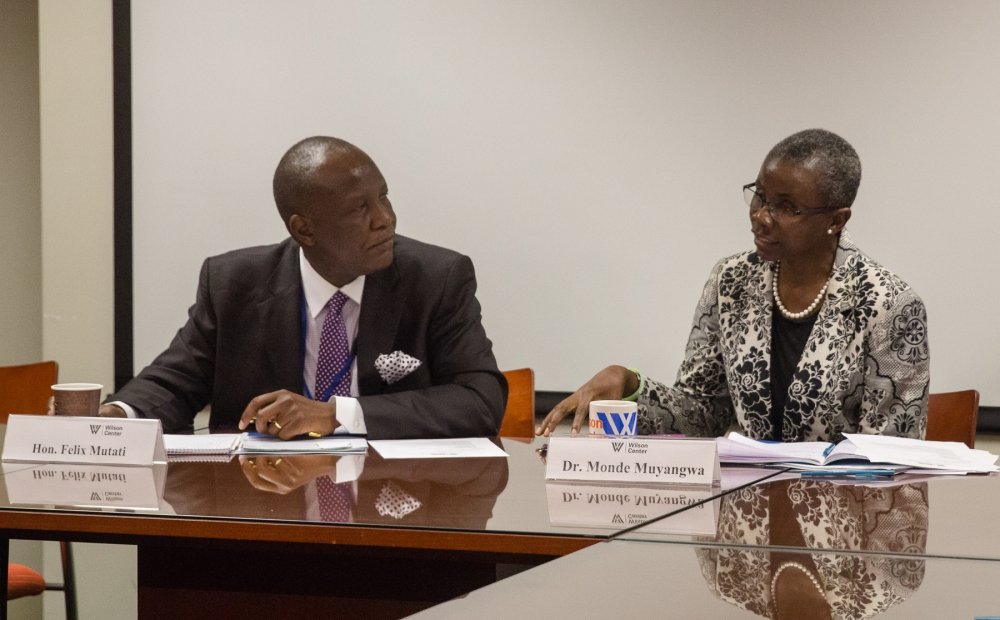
{"left": 769, "top": 308, "right": 817, "bottom": 441}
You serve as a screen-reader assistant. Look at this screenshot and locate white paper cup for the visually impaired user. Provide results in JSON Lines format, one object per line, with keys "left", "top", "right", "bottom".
{"left": 51, "top": 383, "right": 103, "bottom": 417}
{"left": 589, "top": 400, "right": 638, "bottom": 436}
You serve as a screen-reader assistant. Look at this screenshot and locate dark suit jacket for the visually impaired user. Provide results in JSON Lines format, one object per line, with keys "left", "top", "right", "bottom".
{"left": 111, "top": 235, "right": 507, "bottom": 439}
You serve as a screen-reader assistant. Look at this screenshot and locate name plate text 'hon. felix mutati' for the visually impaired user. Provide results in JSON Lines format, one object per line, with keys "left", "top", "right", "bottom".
{"left": 2, "top": 415, "right": 166, "bottom": 466}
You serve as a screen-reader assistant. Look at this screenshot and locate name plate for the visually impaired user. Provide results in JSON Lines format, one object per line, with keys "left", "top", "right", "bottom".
{"left": 1, "top": 462, "right": 167, "bottom": 511}
{"left": 544, "top": 435, "right": 719, "bottom": 485}
{"left": 546, "top": 482, "right": 720, "bottom": 535}
{"left": 2, "top": 415, "right": 167, "bottom": 465}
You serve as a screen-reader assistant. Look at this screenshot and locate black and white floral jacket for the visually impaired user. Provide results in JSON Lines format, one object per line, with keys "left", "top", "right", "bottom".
{"left": 638, "top": 231, "right": 929, "bottom": 441}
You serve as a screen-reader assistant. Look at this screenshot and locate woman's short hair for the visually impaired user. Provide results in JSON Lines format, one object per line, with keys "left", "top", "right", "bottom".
{"left": 767, "top": 129, "right": 862, "bottom": 210}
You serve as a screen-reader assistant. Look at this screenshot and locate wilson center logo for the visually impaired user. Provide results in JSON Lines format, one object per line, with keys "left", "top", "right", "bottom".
{"left": 596, "top": 411, "right": 637, "bottom": 435}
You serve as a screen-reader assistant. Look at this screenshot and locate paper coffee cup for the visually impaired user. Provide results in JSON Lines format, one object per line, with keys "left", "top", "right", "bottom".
{"left": 51, "top": 383, "right": 103, "bottom": 417}
{"left": 589, "top": 400, "right": 638, "bottom": 436}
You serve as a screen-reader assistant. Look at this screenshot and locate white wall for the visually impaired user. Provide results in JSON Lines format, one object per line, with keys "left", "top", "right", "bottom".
{"left": 1, "top": 0, "right": 42, "bottom": 365}
{"left": 130, "top": 1, "right": 1000, "bottom": 404}
{"left": 38, "top": 1, "right": 136, "bottom": 618}
{"left": 1, "top": 3, "right": 45, "bottom": 617}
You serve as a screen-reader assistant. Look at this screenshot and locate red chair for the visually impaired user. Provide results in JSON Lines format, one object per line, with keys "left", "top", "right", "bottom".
{"left": 6, "top": 563, "right": 46, "bottom": 599}
{"left": 499, "top": 368, "right": 535, "bottom": 438}
{"left": 926, "top": 390, "right": 980, "bottom": 448}
{"left": 0, "top": 361, "right": 77, "bottom": 618}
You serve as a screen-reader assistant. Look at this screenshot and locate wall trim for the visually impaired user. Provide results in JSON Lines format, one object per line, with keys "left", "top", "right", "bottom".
{"left": 113, "top": 0, "right": 132, "bottom": 391}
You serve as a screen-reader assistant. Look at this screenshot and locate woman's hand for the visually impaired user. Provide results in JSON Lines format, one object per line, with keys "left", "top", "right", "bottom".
{"left": 535, "top": 365, "right": 638, "bottom": 436}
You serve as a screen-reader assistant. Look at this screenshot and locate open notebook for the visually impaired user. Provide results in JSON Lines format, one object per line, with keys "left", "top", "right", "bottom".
{"left": 164, "top": 434, "right": 242, "bottom": 462}
{"left": 164, "top": 433, "right": 367, "bottom": 461}
{"left": 716, "top": 432, "right": 999, "bottom": 474}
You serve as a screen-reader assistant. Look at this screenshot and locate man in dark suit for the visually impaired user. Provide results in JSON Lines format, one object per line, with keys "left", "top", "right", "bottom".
{"left": 103, "top": 136, "right": 507, "bottom": 439}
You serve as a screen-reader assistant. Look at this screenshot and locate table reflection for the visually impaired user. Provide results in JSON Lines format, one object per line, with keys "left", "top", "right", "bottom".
{"left": 162, "top": 448, "right": 509, "bottom": 529}
{"left": 697, "top": 478, "right": 928, "bottom": 619}
{"left": 545, "top": 481, "right": 720, "bottom": 534}
{"left": 1, "top": 462, "right": 167, "bottom": 510}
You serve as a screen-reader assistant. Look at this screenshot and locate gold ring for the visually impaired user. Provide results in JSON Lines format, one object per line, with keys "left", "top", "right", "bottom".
{"left": 272, "top": 420, "right": 283, "bottom": 430}
{"left": 274, "top": 458, "right": 283, "bottom": 466}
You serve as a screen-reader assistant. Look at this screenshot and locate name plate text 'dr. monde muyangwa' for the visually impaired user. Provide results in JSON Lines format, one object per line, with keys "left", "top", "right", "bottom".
{"left": 544, "top": 435, "right": 719, "bottom": 486}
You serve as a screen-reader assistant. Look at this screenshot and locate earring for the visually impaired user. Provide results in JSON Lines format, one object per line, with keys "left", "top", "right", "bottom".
{"left": 827, "top": 228, "right": 834, "bottom": 235}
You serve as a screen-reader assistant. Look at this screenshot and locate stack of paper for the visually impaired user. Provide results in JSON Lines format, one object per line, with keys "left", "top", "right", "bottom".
{"left": 716, "top": 432, "right": 999, "bottom": 475}
{"left": 238, "top": 433, "right": 367, "bottom": 454}
{"left": 163, "top": 433, "right": 368, "bottom": 460}
{"left": 840, "top": 433, "right": 998, "bottom": 474}
{"left": 716, "top": 434, "right": 837, "bottom": 465}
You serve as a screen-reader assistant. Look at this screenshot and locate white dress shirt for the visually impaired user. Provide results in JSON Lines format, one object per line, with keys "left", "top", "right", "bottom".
{"left": 298, "top": 249, "right": 367, "bottom": 435}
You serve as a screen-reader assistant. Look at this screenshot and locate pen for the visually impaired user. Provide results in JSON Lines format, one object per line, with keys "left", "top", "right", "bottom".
{"left": 800, "top": 469, "right": 897, "bottom": 478}
{"left": 246, "top": 431, "right": 327, "bottom": 439}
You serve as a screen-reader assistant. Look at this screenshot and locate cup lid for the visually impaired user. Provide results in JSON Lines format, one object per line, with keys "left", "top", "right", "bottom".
{"left": 51, "top": 383, "right": 103, "bottom": 390}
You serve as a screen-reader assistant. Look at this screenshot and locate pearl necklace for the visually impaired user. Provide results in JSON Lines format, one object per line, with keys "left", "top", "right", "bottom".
{"left": 773, "top": 262, "right": 831, "bottom": 320}
{"left": 771, "top": 561, "right": 824, "bottom": 602}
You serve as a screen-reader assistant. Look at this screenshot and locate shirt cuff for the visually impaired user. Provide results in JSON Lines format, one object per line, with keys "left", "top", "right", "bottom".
{"left": 107, "top": 400, "right": 139, "bottom": 418}
{"left": 621, "top": 368, "right": 645, "bottom": 402}
{"left": 333, "top": 396, "right": 367, "bottom": 435}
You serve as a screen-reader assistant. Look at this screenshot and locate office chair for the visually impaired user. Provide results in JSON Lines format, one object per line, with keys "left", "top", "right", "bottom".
{"left": 0, "top": 361, "right": 78, "bottom": 619}
{"left": 926, "top": 389, "right": 980, "bottom": 449}
{"left": 499, "top": 368, "right": 535, "bottom": 438}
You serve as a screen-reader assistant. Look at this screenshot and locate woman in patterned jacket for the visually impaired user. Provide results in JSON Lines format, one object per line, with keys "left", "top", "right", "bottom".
{"left": 538, "top": 129, "right": 929, "bottom": 442}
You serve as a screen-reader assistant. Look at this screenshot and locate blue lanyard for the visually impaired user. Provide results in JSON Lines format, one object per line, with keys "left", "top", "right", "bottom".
{"left": 301, "top": 290, "right": 355, "bottom": 402}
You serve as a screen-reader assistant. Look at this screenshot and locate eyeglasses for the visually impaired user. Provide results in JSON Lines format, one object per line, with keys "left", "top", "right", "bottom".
{"left": 743, "top": 183, "right": 840, "bottom": 221}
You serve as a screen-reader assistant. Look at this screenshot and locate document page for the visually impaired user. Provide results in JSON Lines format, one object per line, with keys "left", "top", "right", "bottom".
{"left": 238, "top": 434, "right": 368, "bottom": 454}
{"left": 840, "top": 433, "right": 999, "bottom": 473}
{"left": 369, "top": 437, "right": 508, "bottom": 459}
{"left": 716, "top": 433, "right": 834, "bottom": 464}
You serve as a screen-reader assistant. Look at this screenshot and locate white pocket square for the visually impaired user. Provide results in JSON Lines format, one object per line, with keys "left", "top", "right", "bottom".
{"left": 375, "top": 481, "right": 422, "bottom": 519}
{"left": 374, "top": 351, "right": 422, "bottom": 384}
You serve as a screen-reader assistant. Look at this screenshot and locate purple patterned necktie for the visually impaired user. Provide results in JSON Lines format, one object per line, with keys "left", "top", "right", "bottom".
{"left": 313, "top": 292, "right": 354, "bottom": 521}
{"left": 315, "top": 291, "right": 352, "bottom": 399}
{"left": 316, "top": 474, "right": 354, "bottom": 522}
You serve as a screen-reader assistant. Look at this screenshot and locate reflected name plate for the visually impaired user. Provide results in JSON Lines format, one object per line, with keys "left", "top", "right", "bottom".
{"left": 545, "top": 481, "right": 720, "bottom": 535}
{"left": 1, "top": 462, "right": 166, "bottom": 510}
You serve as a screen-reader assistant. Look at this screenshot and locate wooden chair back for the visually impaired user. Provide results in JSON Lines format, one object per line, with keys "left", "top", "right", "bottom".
{"left": 499, "top": 368, "right": 535, "bottom": 437}
{"left": 0, "top": 360, "right": 58, "bottom": 423}
{"left": 926, "top": 390, "right": 979, "bottom": 448}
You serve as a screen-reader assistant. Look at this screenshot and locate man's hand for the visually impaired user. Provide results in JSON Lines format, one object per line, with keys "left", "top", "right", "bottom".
{"left": 98, "top": 404, "right": 128, "bottom": 418}
{"left": 238, "top": 454, "right": 340, "bottom": 495}
{"left": 535, "top": 365, "right": 638, "bottom": 436}
{"left": 238, "top": 390, "right": 340, "bottom": 439}
{"left": 46, "top": 400, "right": 127, "bottom": 418}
